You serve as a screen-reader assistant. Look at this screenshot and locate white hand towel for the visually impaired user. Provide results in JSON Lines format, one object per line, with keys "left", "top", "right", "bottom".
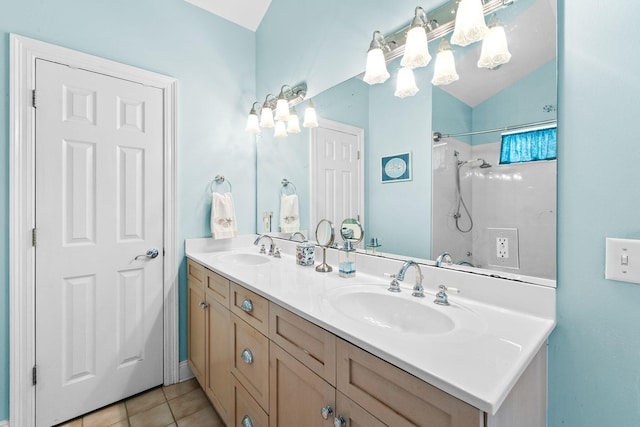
{"left": 211, "top": 192, "right": 238, "bottom": 239}
{"left": 279, "top": 194, "right": 300, "bottom": 233}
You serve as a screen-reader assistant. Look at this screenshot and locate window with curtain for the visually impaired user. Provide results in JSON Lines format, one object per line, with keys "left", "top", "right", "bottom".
{"left": 499, "top": 126, "right": 557, "bottom": 164}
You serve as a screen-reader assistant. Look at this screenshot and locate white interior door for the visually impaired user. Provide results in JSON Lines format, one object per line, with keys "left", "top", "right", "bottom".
{"left": 34, "top": 58, "right": 164, "bottom": 426}
{"left": 311, "top": 121, "right": 364, "bottom": 236}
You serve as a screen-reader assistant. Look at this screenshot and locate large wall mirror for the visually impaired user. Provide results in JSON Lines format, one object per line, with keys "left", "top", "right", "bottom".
{"left": 256, "top": 0, "right": 557, "bottom": 285}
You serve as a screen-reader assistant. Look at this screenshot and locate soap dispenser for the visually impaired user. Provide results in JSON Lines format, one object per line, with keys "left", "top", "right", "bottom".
{"left": 339, "top": 241, "right": 356, "bottom": 278}
{"left": 338, "top": 218, "right": 364, "bottom": 278}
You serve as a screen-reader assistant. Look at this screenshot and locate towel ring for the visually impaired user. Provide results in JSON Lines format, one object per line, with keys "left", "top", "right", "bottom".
{"left": 210, "top": 175, "right": 232, "bottom": 194}
{"left": 281, "top": 179, "right": 297, "bottom": 196}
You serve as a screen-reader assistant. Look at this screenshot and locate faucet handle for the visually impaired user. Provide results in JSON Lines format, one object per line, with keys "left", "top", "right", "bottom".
{"left": 434, "top": 285, "right": 460, "bottom": 306}
{"left": 273, "top": 247, "right": 281, "bottom": 258}
{"left": 385, "top": 273, "right": 401, "bottom": 293}
{"left": 258, "top": 244, "right": 266, "bottom": 254}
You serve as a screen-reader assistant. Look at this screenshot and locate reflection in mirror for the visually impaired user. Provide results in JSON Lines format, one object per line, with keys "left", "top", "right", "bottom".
{"left": 315, "top": 219, "right": 335, "bottom": 273}
{"left": 256, "top": 0, "right": 557, "bottom": 286}
{"left": 340, "top": 218, "right": 364, "bottom": 245}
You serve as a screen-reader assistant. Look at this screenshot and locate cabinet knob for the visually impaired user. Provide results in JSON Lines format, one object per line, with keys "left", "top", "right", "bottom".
{"left": 241, "top": 299, "right": 254, "bottom": 313}
{"left": 241, "top": 348, "right": 254, "bottom": 365}
{"left": 199, "top": 301, "right": 209, "bottom": 310}
{"left": 334, "top": 416, "right": 346, "bottom": 427}
{"left": 241, "top": 415, "right": 253, "bottom": 427}
{"left": 320, "top": 405, "right": 334, "bottom": 420}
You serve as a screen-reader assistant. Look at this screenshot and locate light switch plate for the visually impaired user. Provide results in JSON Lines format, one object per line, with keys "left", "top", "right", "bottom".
{"left": 605, "top": 238, "right": 640, "bottom": 284}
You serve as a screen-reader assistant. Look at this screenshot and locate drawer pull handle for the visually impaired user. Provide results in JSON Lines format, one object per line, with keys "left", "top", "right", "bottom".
{"left": 241, "top": 348, "right": 254, "bottom": 365}
{"left": 241, "top": 299, "right": 254, "bottom": 313}
{"left": 241, "top": 415, "right": 253, "bottom": 427}
{"left": 334, "top": 416, "right": 346, "bottom": 427}
{"left": 320, "top": 405, "right": 334, "bottom": 420}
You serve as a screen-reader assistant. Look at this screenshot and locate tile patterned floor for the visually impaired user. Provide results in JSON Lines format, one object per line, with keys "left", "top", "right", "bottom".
{"left": 55, "top": 379, "right": 225, "bottom": 427}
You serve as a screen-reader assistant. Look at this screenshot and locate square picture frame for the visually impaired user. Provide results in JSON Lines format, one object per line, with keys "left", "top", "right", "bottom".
{"left": 381, "top": 152, "right": 412, "bottom": 183}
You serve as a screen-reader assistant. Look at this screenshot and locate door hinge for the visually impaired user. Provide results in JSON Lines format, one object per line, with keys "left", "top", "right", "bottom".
{"left": 32, "top": 228, "right": 37, "bottom": 247}
{"left": 357, "top": 150, "right": 361, "bottom": 160}
{"left": 32, "top": 365, "right": 37, "bottom": 386}
{"left": 32, "top": 89, "right": 37, "bottom": 109}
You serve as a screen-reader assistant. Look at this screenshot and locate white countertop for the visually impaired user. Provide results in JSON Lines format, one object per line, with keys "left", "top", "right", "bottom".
{"left": 185, "top": 235, "right": 556, "bottom": 415}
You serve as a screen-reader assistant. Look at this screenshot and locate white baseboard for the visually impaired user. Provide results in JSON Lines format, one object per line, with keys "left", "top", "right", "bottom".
{"left": 0, "top": 419, "right": 9, "bottom": 427}
{"left": 179, "top": 360, "right": 194, "bottom": 382}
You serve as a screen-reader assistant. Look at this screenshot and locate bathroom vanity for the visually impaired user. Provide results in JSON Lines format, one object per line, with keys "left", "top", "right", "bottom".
{"left": 186, "top": 235, "right": 555, "bottom": 427}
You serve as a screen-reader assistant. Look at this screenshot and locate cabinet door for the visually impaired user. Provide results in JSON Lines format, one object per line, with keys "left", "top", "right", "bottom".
{"left": 206, "top": 299, "right": 231, "bottom": 425}
{"left": 335, "top": 391, "right": 387, "bottom": 427}
{"left": 270, "top": 343, "right": 335, "bottom": 427}
{"left": 187, "top": 280, "right": 206, "bottom": 386}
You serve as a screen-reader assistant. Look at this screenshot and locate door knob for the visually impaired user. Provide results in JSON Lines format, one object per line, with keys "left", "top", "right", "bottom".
{"left": 135, "top": 248, "right": 159, "bottom": 260}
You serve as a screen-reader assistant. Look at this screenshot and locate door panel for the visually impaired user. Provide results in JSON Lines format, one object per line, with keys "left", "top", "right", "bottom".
{"left": 35, "top": 58, "right": 164, "bottom": 426}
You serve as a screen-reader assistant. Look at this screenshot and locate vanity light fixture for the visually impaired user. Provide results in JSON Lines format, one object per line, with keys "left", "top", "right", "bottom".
{"left": 401, "top": 7, "right": 433, "bottom": 69}
{"left": 287, "top": 107, "right": 301, "bottom": 134}
{"left": 303, "top": 99, "right": 319, "bottom": 128}
{"left": 245, "top": 102, "right": 261, "bottom": 134}
{"left": 274, "top": 120, "right": 288, "bottom": 138}
{"left": 363, "top": 31, "right": 391, "bottom": 85}
{"left": 246, "top": 82, "right": 316, "bottom": 136}
{"left": 451, "top": 0, "right": 489, "bottom": 47}
{"left": 395, "top": 67, "right": 420, "bottom": 98}
{"left": 477, "top": 14, "right": 512, "bottom": 69}
{"left": 260, "top": 94, "right": 276, "bottom": 128}
{"left": 432, "top": 38, "right": 459, "bottom": 86}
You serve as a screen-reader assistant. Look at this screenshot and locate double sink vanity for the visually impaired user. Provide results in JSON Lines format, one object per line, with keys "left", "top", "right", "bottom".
{"left": 186, "top": 235, "right": 556, "bottom": 427}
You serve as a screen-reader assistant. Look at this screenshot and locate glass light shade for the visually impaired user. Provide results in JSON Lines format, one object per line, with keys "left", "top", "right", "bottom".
{"left": 275, "top": 98, "right": 290, "bottom": 121}
{"left": 401, "top": 26, "right": 431, "bottom": 69}
{"left": 363, "top": 48, "right": 390, "bottom": 85}
{"left": 260, "top": 106, "right": 275, "bottom": 128}
{"left": 287, "top": 109, "right": 301, "bottom": 134}
{"left": 451, "top": 0, "right": 489, "bottom": 47}
{"left": 432, "top": 39, "right": 459, "bottom": 86}
{"left": 274, "top": 121, "right": 288, "bottom": 138}
{"left": 477, "top": 25, "right": 512, "bottom": 69}
{"left": 394, "top": 67, "right": 419, "bottom": 98}
{"left": 245, "top": 113, "right": 260, "bottom": 134}
{"left": 303, "top": 101, "right": 318, "bottom": 128}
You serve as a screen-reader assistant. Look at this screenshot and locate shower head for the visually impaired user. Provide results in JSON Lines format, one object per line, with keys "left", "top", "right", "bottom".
{"left": 457, "top": 158, "right": 492, "bottom": 168}
{"left": 479, "top": 159, "right": 492, "bottom": 168}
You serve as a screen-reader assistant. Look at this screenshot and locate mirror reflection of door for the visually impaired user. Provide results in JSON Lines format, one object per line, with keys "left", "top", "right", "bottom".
{"left": 310, "top": 120, "right": 364, "bottom": 235}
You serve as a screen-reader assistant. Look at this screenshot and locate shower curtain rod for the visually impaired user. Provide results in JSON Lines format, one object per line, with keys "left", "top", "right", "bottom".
{"left": 432, "top": 119, "right": 557, "bottom": 142}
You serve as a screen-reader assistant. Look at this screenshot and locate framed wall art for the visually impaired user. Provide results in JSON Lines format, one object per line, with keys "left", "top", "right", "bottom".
{"left": 381, "top": 152, "right": 412, "bottom": 183}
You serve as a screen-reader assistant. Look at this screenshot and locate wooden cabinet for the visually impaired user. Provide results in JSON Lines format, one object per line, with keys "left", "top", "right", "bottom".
{"left": 187, "top": 260, "right": 206, "bottom": 385}
{"left": 187, "top": 260, "right": 232, "bottom": 425}
{"left": 187, "top": 258, "right": 544, "bottom": 427}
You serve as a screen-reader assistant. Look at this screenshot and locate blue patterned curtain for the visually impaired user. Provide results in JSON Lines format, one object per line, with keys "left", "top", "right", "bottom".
{"left": 499, "top": 126, "right": 557, "bottom": 164}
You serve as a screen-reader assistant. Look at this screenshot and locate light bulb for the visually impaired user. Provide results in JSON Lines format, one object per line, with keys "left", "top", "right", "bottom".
{"left": 274, "top": 120, "right": 288, "bottom": 138}
{"left": 245, "top": 112, "right": 260, "bottom": 134}
{"left": 287, "top": 108, "right": 301, "bottom": 134}
{"left": 432, "top": 39, "right": 459, "bottom": 86}
{"left": 401, "top": 26, "right": 431, "bottom": 69}
{"left": 477, "top": 20, "right": 511, "bottom": 69}
{"left": 303, "top": 100, "right": 318, "bottom": 128}
{"left": 363, "top": 48, "right": 390, "bottom": 85}
{"left": 275, "top": 98, "right": 290, "bottom": 121}
{"left": 395, "top": 67, "right": 419, "bottom": 98}
{"left": 451, "top": 0, "right": 489, "bottom": 47}
{"left": 260, "top": 106, "right": 275, "bottom": 128}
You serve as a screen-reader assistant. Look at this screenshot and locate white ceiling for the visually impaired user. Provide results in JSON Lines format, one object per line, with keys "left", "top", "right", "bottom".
{"left": 183, "top": 0, "right": 271, "bottom": 31}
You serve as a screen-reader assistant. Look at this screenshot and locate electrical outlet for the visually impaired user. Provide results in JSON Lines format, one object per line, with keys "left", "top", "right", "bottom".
{"left": 497, "top": 237, "right": 509, "bottom": 258}
{"left": 488, "top": 228, "right": 519, "bottom": 269}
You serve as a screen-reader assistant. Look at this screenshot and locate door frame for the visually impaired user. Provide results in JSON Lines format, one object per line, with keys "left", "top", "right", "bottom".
{"left": 9, "top": 34, "right": 179, "bottom": 427}
{"left": 309, "top": 118, "right": 365, "bottom": 233}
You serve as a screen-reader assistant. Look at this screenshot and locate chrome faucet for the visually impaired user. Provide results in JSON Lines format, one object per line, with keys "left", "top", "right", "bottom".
{"left": 435, "top": 252, "right": 453, "bottom": 267}
{"left": 388, "top": 260, "right": 425, "bottom": 297}
{"left": 254, "top": 234, "right": 275, "bottom": 256}
{"left": 288, "top": 231, "right": 306, "bottom": 242}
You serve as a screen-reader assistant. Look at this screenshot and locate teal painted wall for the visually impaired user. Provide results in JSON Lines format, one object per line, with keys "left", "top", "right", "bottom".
{"left": 0, "top": 0, "right": 256, "bottom": 420}
{"left": 548, "top": 1, "right": 640, "bottom": 425}
{"left": 432, "top": 87, "right": 473, "bottom": 145}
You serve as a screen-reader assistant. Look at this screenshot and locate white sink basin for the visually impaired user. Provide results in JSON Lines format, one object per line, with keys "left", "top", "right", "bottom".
{"left": 218, "top": 252, "right": 271, "bottom": 266}
{"left": 329, "top": 287, "right": 455, "bottom": 335}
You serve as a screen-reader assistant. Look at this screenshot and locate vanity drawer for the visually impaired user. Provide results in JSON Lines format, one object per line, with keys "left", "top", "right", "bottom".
{"left": 269, "top": 302, "right": 336, "bottom": 386}
{"left": 230, "top": 282, "right": 269, "bottom": 335}
{"left": 233, "top": 377, "right": 269, "bottom": 427}
{"left": 336, "top": 339, "right": 482, "bottom": 427}
{"left": 205, "top": 269, "right": 230, "bottom": 308}
{"left": 231, "top": 314, "right": 270, "bottom": 412}
{"left": 187, "top": 259, "right": 204, "bottom": 288}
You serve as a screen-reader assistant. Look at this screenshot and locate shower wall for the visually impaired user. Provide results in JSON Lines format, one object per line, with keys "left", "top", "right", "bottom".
{"left": 432, "top": 140, "right": 556, "bottom": 279}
